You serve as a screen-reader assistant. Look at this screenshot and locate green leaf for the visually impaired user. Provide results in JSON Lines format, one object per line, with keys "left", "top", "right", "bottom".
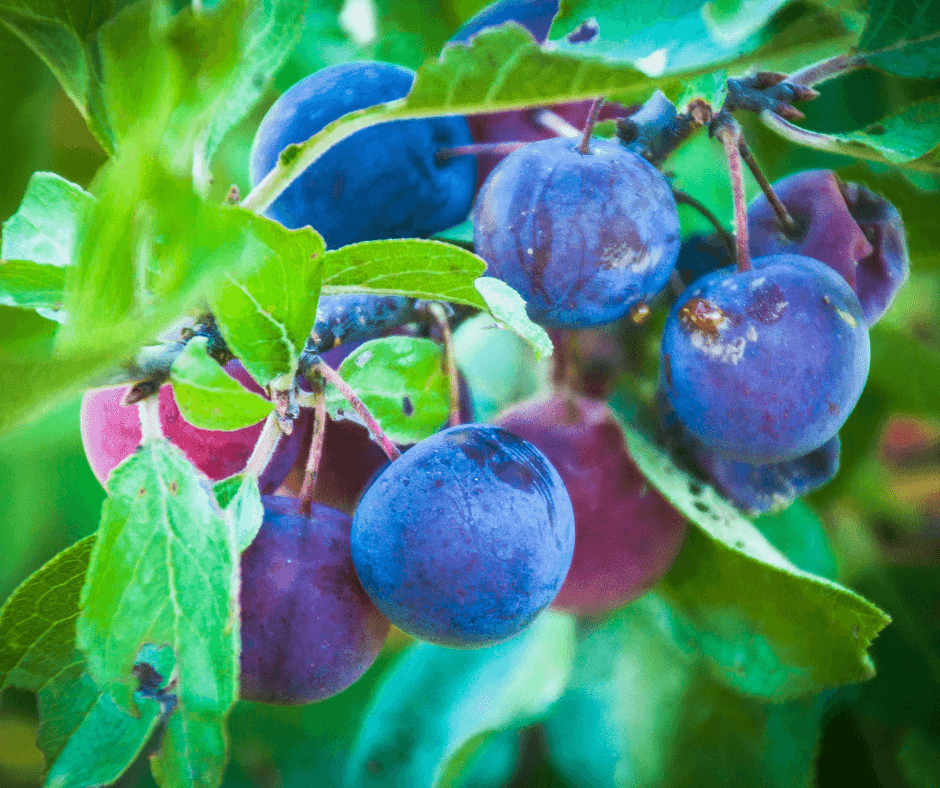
{"left": 677, "top": 69, "right": 727, "bottom": 111}
{"left": 544, "top": 599, "right": 827, "bottom": 788}
{"left": 326, "top": 336, "right": 450, "bottom": 446}
{"left": 320, "top": 239, "right": 552, "bottom": 355}
{"left": 0, "top": 171, "right": 93, "bottom": 268}
{"left": 214, "top": 474, "right": 264, "bottom": 553}
{"left": 210, "top": 211, "right": 325, "bottom": 389}
{"left": 76, "top": 439, "right": 240, "bottom": 788}
{"left": 170, "top": 337, "right": 271, "bottom": 431}
{"left": 858, "top": 0, "right": 940, "bottom": 78}
{"left": 754, "top": 502, "right": 839, "bottom": 581}
{"left": 0, "top": 536, "right": 161, "bottom": 783}
{"left": 0, "top": 260, "right": 67, "bottom": 322}
{"left": 431, "top": 219, "right": 474, "bottom": 246}
{"left": 622, "top": 426, "right": 890, "bottom": 699}
{"left": 344, "top": 612, "right": 576, "bottom": 788}
{"left": 868, "top": 323, "right": 940, "bottom": 419}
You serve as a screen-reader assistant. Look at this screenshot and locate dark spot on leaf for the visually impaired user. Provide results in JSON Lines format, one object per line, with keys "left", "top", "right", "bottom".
{"left": 693, "top": 501, "right": 710, "bottom": 513}
{"left": 865, "top": 123, "right": 886, "bottom": 135}
{"left": 138, "top": 487, "right": 147, "bottom": 497}
{"left": 402, "top": 396, "right": 414, "bottom": 416}
{"left": 689, "top": 482, "right": 703, "bottom": 495}
{"left": 169, "top": 481, "right": 178, "bottom": 495}
{"left": 278, "top": 143, "right": 303, "bottom": 167}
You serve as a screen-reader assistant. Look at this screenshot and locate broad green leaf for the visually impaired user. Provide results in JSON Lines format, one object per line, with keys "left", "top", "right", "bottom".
{"left": 170, "top": 337, "right": 271, "bottom": 431}
{"left": 0, "top": 172, "right": 93, "bottom": 268}
{"left": 868, "top": 324, "right": 940, "bottom": 419}
{"left": 344, "top": 612, "right": 576, "bottom": 788}
{"left": 77, "top": 439, "right": 239, "bottom": 788}
{"left": 326, "top": 336, "right": 450, "bottom": 445}
{"left": 214, "top": 474, "right": 264, "bottom": 553}
{"left": 0, "top": 260, "right": 67, "bottom": 322}
{"left": 544, "top": 600, "right": 827, "bottom": 788}
{"left": 622, "top": 426, "right": 890, "bottom": 699}
{"left": 702, "top": 0, "right": 793, "bottom": 43}
{"left": 0, "top": 536, "right": 161, "bottom": 782}
{"left": 858, "top": 0, "right": 940, "bottom": 78}
{"left": 210, "top": 211, "right": 325, "bottom": 389}
{"left": 677, "top": 69, "right": 728, "bottom": 111}
{"left": 320, "top": 239, "right": 551, "bottom": 355}
{"left": 754, "top": 502, "right": 839, "bottom": 581}
{"left": 763, "top": 97, "right": 940, "bottom": 173}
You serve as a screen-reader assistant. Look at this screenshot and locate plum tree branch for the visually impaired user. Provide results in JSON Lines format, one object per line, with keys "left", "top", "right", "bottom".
{"left": 298, "top": 374, "right": 327, "bottom": 516}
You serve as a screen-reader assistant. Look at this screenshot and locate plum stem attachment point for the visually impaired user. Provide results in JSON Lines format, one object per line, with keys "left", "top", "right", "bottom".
{"left": 423, "top": 302, "right": 461, "bottom": 427}
{"left": 533, "top": 109, "right": 582, "bottom": 138}
{"left": 435, "top": 141, "right": 529, "bottom": 165}
{"left": 308, "top": 359, "right": 402, "bottom": 463}
{"left": 737, "top": 138, "right": 799, "bottom": 238}
{"left": 578, "top": 97, "right": 606, "bottom": 154}
{"left": 788, "top": 53, "right": 867, "bottom": 87}
{"left": 137, "top": 397, "right": 164, "bottom": 442}
{"left": 244, "top": 413, "right": 283, "bottom": 480}
{"left": 714, "top": 117, "right": 751, "bottom": 272}
{"left": 298, "top": 374, "right": 327, "bottom": 516}
{"left": 673, "top": 190, "right": 735, "bottom": 256}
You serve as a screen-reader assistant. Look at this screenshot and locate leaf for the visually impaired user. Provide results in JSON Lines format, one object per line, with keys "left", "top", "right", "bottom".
{"left": 76, "top": 439, "right": 240, "bottom": 788}
{"left": 858, "top": 0, "right": 940, "bottom": 78}
{"left": 754, "top": 502, "right": 838, "bottom": 581}
{"left": 210, "top": 211, "right": 325, "bottom": 389}
{"left": 326, "top": 336, "right": 450, "bottom": 445}
{"left": 320, "top": 239, "right": 552, "bottom": 355}
{"left": 544, "top": 599, "right": 827, "bottom": 788}
{"left": 763, "top": 97, "right": 940, "bottom": 173}
{"left": 344, "top": 612, "right": 576, "bottom": 788}
{"left": 868, "top": 323, "right": 940, "bottom": 420}
{"left": 677, "top": 69, "right": 727, "bottom": 111}
{"left": 0, "top": 171, "right": 93, "bottom": 268}
{"left": 170, "top": 337, "right": 271, "bottom": 431}
{"left": 0, "top": 260, "right": 67, "bottom": 322}
{"left": 214, "top": 474, "right": 264, "bottom": 553}
{"left": 622, "top": 426, "right": 890, "bottom": 699}
{"left": 0, "top": 536, "right": 161, "bottom": 783}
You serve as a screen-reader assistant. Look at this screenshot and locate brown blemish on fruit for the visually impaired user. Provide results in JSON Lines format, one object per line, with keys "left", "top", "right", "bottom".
{"left": 679, "top": 298, "right": 726, "bottom": 342}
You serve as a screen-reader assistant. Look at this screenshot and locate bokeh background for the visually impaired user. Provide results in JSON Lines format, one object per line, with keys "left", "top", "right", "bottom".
{"left": 2, "top": 1, "right": 940, "bottom": 786}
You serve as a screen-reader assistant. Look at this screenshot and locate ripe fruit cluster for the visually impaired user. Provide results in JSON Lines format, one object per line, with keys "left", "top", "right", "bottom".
{"left": 78, "top": 0, "right": 911, "bottom": 706}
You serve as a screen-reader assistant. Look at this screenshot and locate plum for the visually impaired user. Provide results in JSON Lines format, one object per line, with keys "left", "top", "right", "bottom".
{"left": 660, "top": 254, "right": 870, "bottom": 464}
{"left": 496, "top": 396, "right": 688, "bottom": 614}
{"left": 747, "top": 170, "right": 909, "bottom": 325}
{"left": 80, "top": 362, "right": 305, "bottom": 492}
{"left": 250, "top": 61, "right": 476, "bottom": 248}
{"left": 240, "top": 496, "right": 389, "bottom": 704}
{"left": 451, "top": 0, "right": 560, "bottom": 43}
{"left": 473, "top": 136, "right": 680, "bottom": 328}
{"left": 351, "top": 424, "right": 574, "bottom": 647}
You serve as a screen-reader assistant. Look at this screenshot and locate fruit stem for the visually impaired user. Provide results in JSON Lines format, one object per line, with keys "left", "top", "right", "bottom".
{"left": 435, "top": 141, "right": 529, "bottom": 164}
{"left": 672, "top": 190, "right": 735, "bottom": 256}
{"left": 244, "top": 412, "right": 283, "bottom": 479}
{"left": 137, "top": 397, "right": 164, "bottom": 442}
{"left": 737, "top": 138, "right": 800, "bottom": 238}
{"left": 312, "top": 360, "right": 403, "bottom": 462}
{"left": 424, "top": 302, "right": 462, "bottom": 427}
{"left": 715, "top": 118, "right": 751, "bottom": 272}
{"left": 788, "top": 53, "right": 867, "bottom": 87}
{"left": 298, "top": 374, "right": 327, "bottom": 516}
{"left": 578, "top": 97, "right": 606, "bottom": 154}
{"left": 532, "top": 109, "right": 581, "bottom": 138}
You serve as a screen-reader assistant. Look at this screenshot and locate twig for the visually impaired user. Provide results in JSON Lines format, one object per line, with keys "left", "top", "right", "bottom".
{"left": 312, "top": 360, "right": 402, "bottom": 462}
{"left": 298, "top": 375, "right": 327, "bottom": 516}
{"left": 788, "top": 53, "right": 867, "bottom": 87}
{"left": 425, "top": 303, "right": 461, "bottom": 427}
{"left": 578, "top": 97, "right": 606, "bottom": 154}
{"left": 532, "top": 109, "right": 582, "bottom": 138}
{"left": 714, "top": 117, "right": 751, "bottom": 272}
{"left": 737, "top": 137, "right": 799, "bottom": 238}
{"left": 138, "top": 397, "right": 164, "bottom": 442}
{"left": 435, "top": 141, "right": 529, "bottom": 164}
{"left": 243, "top": 413, "right": 283, "bottom": 479}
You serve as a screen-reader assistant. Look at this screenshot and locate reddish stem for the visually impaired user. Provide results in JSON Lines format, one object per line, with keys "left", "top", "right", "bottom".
{"left": 788, "top": 53, "right": 866, "bottom": 87}
{"left": 298, "top": 377, "right": 327, "bottom": 516}
{"left": 716, "top": 120, "right": 751, "bottom": 272}
{"left": 578, "top": 96, "right": 606, "bottom": 154}
{"left": 532, "top": 109, "right": 581, "bottom": 138}
{"left": 436, "top": 141, "right": 528, "bottom": 164}
{"left": 314, "top": 360, "right": 402, "bottom": 462}
{"left": 426, "top": 303, "right": 461, "bottom": 427}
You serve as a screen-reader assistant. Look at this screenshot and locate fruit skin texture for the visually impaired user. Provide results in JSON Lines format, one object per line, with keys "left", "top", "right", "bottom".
{"left": 661, "top": 254, "right": 870, "bottom": 464}
{"left": 240, "top": 496, "right": 389, "bottom": 704}
{"left": 80, "top": 363, "right": 305, "bottom": 492}
{"left": 250, "top": 61, "right": 476, "bottom": 249}
{"left": 496, "top": 396, "right": 688, "bottom": 614}
{"left": 747, "top": 170, "right": 909, "bottom": 325}
{"left": 309, "top": 294, "right": 414, "bottom": 352}
{"left": 473, "top": 137, "right": 680, "bottom": 328}
{"left": 351, "top": 424, "right": 575, "bottom": 647}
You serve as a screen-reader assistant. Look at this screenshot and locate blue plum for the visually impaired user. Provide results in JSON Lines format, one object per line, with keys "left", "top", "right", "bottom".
{"left": 250, "top": 62, "right": 476, "bottom": 248}
{"left": 351, "top": 424, "right": 574, "bottom": 647}
{"left": 496, "top": 396, "right": 687, "bottom": 614}
{"left": 307, "top": 293, "right": 415, "bottom": 353}
{"left": 451, "top": 0, "right": 559, "bottom": 43}
{"left": 660, "top": 254, "right": 870, "bottom": 464}
{"left": 473, "top": 137, "right": 680, "bottom": 328}
{"left": 747, "top": 170, "right": 909, "bottom": 325}
{"left": 240, "top": 496, "right": 389, "bottom": 704}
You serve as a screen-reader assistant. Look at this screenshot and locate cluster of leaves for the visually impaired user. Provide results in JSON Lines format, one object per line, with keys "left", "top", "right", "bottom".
{"left": 0, "top": 0, "right": 939, "bottom": 786}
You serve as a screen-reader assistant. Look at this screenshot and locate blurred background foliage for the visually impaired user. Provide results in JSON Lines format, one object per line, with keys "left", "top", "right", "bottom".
{"left": 1, "top": 0, "right": 940, "bottom": 786}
